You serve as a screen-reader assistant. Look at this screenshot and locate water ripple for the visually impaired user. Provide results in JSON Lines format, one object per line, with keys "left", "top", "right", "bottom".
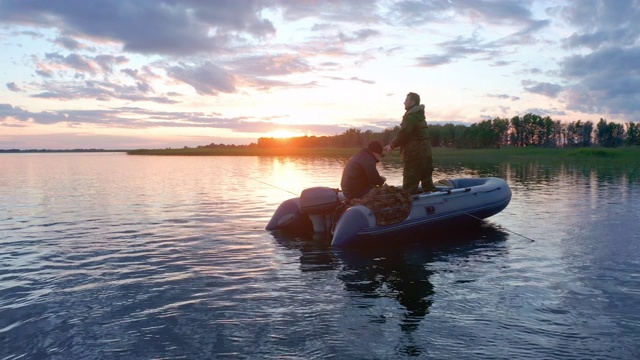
{"left": 2, "top": 154, "right": 640, "bottom": 359}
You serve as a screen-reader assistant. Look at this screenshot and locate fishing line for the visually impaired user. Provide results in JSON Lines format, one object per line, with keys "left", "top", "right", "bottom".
{"left": 463, "top": 212, "right": 536, "bottom": 242}
{"left": 222, "top": 163, "right": 534, "bottom": 242}
{"left": 219, "top": 166, "right": 298, "bottom": 196}
{"left": 249, "top": 177, "right": 298, "bottom": 196}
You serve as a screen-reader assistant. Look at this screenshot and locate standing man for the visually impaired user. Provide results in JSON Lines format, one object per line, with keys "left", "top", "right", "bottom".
{"left": 384, "top": 92, "right": 436, "bottom": 194}
{"left": 341, "top": 140, "right": 387, "bottom": 199}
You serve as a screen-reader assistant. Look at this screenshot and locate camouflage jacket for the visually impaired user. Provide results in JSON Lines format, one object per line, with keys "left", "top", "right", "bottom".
{"left": 390, "top": 104, "right": 432, "bottom": 162}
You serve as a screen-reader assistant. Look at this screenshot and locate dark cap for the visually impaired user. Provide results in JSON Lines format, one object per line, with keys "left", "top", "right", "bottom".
{"left": 367, "top": 140, "right": 383, "bottom": 155}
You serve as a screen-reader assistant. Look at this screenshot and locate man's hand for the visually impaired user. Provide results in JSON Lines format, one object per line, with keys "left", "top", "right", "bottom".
{"left": 383, "top": 144, "right": 392, "bottom": 153}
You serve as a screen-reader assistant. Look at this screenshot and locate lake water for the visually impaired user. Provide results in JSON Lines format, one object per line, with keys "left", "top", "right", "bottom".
{"left": 1, "top": 152, "right": 639, "bottom": 359}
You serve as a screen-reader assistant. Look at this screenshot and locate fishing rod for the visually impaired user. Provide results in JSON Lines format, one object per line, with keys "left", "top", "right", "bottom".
{"left": 228, "top": 165, "right": 536, "bottom": 242}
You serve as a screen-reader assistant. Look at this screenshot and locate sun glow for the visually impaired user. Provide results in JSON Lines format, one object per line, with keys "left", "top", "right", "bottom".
{"left": 267, "top": 129, "right": 302, "bottom": 139}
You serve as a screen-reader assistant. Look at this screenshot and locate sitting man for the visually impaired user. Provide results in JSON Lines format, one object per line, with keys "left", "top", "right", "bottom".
{"left": 340, "top": 140, "right": 387, "bottom": 199}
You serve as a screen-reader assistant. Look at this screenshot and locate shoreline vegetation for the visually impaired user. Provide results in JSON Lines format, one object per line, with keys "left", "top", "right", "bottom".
{"left": 0, "top": 149, "right": 125, "bottom": 153}
{"left": 125, "top": 146, "right": 640, "bottom": 164}
{"left": 3, "top": 146, "right": 639, "bottom": 163}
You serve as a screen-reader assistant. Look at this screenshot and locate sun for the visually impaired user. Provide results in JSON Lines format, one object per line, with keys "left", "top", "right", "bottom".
{"left": 267, "top": 129, "right": 301, "bottom": 139}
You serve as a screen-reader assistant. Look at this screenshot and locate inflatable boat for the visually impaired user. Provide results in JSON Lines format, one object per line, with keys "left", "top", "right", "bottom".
{"left": 266, "top": 177, "right": 511, "bottom": 247}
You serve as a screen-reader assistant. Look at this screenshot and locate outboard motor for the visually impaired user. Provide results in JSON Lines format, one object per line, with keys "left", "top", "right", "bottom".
{"left": 299, "top": 187, "right": 341, "bottom": 233}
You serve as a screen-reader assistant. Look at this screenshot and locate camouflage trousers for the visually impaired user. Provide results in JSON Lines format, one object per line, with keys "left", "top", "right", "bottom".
{"left": 402, "top": 156, "right": 435, "bottom": 194}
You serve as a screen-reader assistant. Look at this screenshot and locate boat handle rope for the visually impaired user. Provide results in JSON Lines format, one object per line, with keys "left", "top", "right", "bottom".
{"left": 365, "top": 206, "right": 537, "bottom": 243}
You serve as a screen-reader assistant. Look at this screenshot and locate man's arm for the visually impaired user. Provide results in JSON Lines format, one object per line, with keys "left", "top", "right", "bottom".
{"left": 364, "top": 159, "right": 385, "bottom": 186}
{"left": 389, "top": 115, "right": 416, "bottom": 149}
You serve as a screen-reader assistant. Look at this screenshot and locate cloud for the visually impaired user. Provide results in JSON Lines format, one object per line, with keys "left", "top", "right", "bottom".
{"left": 0, "top": 103, "right": 229, "bottom": 127}
{"left": 323, "top": 76, "right": 375, "bottom": 85}
{"left": 555, "top": 1, "right": 640, "bottom": 119}
{"left": 560, "top": 47, "right": 640, "bottom": 116}
{"left": 277, "top": 0, "right": 381, "bottom": 22}
{"left": 496, "top": 19, "right": 550, "bottom": 46}
{"left": 440, "top": 34, "right": 494, "bottom": 56}
{"left": 486, "top": 93, "right": 520, "bottom": 101}
{"left": 30, "top": 79, "right": 173, "bottom": 104}
{"left": 523, "top": 108, "right": 567, "bottom": 117}
{"left": 454, "top": 0, "right": 535, "bottom": 26}
{"left": 54, "top": 36, "right": 86, "bottom": 50}
{"left": 490, "top": 60, "right": 514, "bottom": 67}
{"left": 0, "top": 103, "right": 62, "bottom": 123}
{"left": 389, "top": 0, "right": 455, "bottom": 24}
{"left": 0, "top": 102, "right": 352, "bottom": 138}
{"left": 390, "top": 0, "right": 536, "bottom": 26}
{"left": 415, "top": 33, "right": 499, "bottom": 67}
{"left": 560, "top": 1, "right": 640, "bottom": 50}
{"left": 0, "top": 104, "right": 29, "bottom": 120}
{"left": 94, "top": 55, "right": 129, "bottom": 72}
{"left": 228, "top": 54, "right": 311, "bottom": 77}
{"left": 408, "top": 1, "right": 548, "bottom": 67}
{"left": 0, "top": 132, "right": 249, "bottom": 150}
{"left": 167, "top": 62, "right": 236, "bottom": 95}
{"left": 0, "top": 1, "right": 277, "bottom": 56}
{"left": 50, "top": 53, "right": 96, "bottom": 74}
{"left": 36, "top": 53, "right": 129, "bottom": 77}
{"left": 425, "top": 28, "right": 550, "bottom": 66}
{"left": 416, "top": 54, "right": 454, "bottom": 67}
{"left": 522, "top": 80, "right": 563, "bottom": 97}
{"left": 6, "top": 82, "right": 21, "bottom": 92}
{"left": 337, "top": 28, "right": 380, "bottom": 43}
{"left": 120, "top": 66, "right": 161, "bottom": 83}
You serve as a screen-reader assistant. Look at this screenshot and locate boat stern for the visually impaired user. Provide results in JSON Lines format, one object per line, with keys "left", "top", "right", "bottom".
{"left": 331, "top": 205, "right": 376, "bottom": 247}
{"left": 266, "top": 198, "right": 309, "bottom": 232}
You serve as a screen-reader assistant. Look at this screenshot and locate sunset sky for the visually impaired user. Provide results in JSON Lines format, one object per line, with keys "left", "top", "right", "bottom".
{"left": 1, "top": 0, "right": 639, "bottom": 150}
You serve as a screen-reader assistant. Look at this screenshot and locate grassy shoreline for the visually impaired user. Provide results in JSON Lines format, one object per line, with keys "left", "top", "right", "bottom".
{"left": 126, "top": 147, "right": 360, "bottom": 157}
{"left": 126, "top": 146, "right": 640, "bottom": 162}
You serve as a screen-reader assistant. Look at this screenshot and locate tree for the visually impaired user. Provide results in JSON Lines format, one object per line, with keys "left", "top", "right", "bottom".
{"left": 625, "top": 122, "right": 640, "bottom": 146}
{"left": 581, "top": 121, "right": 594, "bottom": 147}
{"left": 510, "top": 115, "right": 523, "bottom": 146}
{"left": 596, "top": 118, "right": 625, "bottom": 148}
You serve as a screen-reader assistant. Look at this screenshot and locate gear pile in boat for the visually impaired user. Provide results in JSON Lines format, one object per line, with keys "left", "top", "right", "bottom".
{"left": 343, "top": 185, "right": 412, "bottom": 226}
{"left": 297, "top": 185, "right": 412, "bottom": 233}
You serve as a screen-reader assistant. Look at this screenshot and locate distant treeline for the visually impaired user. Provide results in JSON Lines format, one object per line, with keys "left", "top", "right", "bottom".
{"left": 199, "top": 114, "right": 638, "bottom": 150}
{"left": 0, "top": 149, "right": 115, "bottom": 153}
